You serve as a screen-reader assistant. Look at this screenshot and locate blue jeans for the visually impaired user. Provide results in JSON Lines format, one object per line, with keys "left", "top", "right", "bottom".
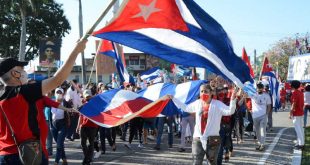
{"left": 304, "top": 107, "right": 310, "bottom": 127}
{"left": 46, "top": 120, "right": 53, "bottom": 154}
{"left": 51, "top": 119, "right": 67, "bottom": 163}
{"left": 0, "top": 152, "right": 48, "bottom": 165}
{"left": 156, "top": 117, "right": 173, "bottom": 146}
{"left": 66, "top": 114, "right": 79, "bottom": 140}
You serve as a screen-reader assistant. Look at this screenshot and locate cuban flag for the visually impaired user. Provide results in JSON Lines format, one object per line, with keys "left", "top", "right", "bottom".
{"left": 140, "top": 67, "right": 162, "bottom": 82}
{"left": 138, "top": 80, "right": 206, "bottom": 117}
{"left": 175, "top": 65, "right": 191, "bottom": 77}
{"left": 138, "top": 80, "right": 206, "bottom": 106}
{"left": 79, "top": 89, "right": 180, "bottom": 127}
{"left": 242, "top": 47, "right": 255, "bottom": 78}
{"left": 261, "top": 57, "right": 281, "bottom": 109}
{"left": 99, "top": 40, "right": 135, "bottom": 85}
{"left": 93, "top": 0, "right": 254, "bottom": 89}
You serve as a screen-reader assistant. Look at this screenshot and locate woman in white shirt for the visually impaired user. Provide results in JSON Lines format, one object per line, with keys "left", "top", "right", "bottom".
{"left": 183, "top": 84, "right": 237, "bottom": 165}
{"left": 51, "top": 87, "right": 68, "bottom": 165}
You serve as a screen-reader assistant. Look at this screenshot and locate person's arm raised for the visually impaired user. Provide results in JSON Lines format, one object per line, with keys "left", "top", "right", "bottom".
{"left": 42, "top": 40, "right": 87, "bottom": 95}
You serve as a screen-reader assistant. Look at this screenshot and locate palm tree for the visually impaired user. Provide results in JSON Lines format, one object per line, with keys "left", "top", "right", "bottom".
{"left": 6, "top": 0, "right": 50, "bottom": 61}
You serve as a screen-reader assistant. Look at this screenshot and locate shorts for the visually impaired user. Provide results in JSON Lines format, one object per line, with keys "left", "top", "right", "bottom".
{"left": 143, "top": 118, "right": 156, "bottom": 130}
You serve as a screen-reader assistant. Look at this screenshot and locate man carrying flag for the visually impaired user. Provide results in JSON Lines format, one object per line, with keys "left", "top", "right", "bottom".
{"left": 260, "top": 56, "right": 280, "bottom": 131}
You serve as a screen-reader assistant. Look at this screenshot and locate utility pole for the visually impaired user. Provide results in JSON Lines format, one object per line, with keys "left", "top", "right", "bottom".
{"left": 254, "top": 49, "right": 257, "bottom": 78}
{"left": 79, "top": 0, "right": 87, "bottom": 85}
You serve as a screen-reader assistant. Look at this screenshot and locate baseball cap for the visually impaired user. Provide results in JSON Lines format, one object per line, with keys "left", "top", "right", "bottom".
{"left": 55, "top": 87, "right": 64, "bottom": 94}
{"left": 0, "top": 58, "right": 28, "bottom": 76}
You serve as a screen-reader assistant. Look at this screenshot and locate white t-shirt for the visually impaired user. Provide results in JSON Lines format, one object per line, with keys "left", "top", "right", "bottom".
{"left": 304, "top": 92, "right": 310, "bottom": 105}
{"left": 184, "top": 99, "right": 236, "bottom": 140}
{"left": 51, "top": 107, "right": 65, "bottom": 120}
{"left": 65, "top": 87, "right": 82, "bottom": 109}
{"left": 251, "top": 93, "right": 271, "bottom": 119}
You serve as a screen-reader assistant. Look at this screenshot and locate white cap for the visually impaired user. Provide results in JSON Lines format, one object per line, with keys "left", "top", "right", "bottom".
{"left": 83, "top": 89, "right": 92, "bottom": 98}
{"left": 55, "top": 87, "right": 64, "bottom": 94}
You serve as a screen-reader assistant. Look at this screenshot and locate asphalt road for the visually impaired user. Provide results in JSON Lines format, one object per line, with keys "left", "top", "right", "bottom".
{"left": 48, "top": 106, "right": 307, "bottom": 165}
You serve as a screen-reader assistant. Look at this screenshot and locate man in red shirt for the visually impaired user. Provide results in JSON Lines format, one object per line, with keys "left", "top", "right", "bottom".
{"left": 290, "top": 80, "right": 305, "bottom": 150}
{"left": 77, "top": 90, "right": 99, "bottom": 165}
{"left": 0, "top": 40, "right": 86, "bottom": 164}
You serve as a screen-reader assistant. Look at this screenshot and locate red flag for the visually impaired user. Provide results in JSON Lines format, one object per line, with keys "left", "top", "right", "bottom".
{"left": 260, "top": 56, "right": 273, "bottom": 79}
{"left": 170, "top": 64, "right": 176, "bottom": 74}
{"left": 241, "top": 48, "right": 255, "bottom": 78}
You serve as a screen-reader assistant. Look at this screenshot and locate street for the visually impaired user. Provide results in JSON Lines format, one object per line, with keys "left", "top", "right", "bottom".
{"left": 49, "top": 109, "right": 302, "bottom": 165}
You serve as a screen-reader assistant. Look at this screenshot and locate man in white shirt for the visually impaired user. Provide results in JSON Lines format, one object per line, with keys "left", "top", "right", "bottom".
{"left": 65, "top": 79, "right": 82, "bottom": 141}
{"left": 250, "top": 82, "right": 272, "bottom": 151}
{"left": 183, "top": 84, "right": 237, "bottom": 165}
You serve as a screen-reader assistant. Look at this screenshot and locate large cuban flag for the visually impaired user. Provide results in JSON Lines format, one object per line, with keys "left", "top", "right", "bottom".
{"left": 93, "top": 0, "right": 254, "bottom": 89}
{"left": 79, "top": 89, "right": 180, "bottom": 127}
{"left": 99, "top": 39, "right": 135, "bottom": 85}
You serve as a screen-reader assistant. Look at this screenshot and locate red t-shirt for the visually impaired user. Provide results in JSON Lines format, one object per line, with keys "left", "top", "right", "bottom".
{"left": 36, "top": 96, "right": 60, "bottom": 157}
{"left": 79, "top": 99, "right": 98, "bottom": 128}
{"left": 80, "top": 115, "right": 98, "bottom": 128}
{"left": 0, "top": 83, "right": 42, "bottom": 155}
{"left": 290, "top": 90, "right": 304, "bottom": 116}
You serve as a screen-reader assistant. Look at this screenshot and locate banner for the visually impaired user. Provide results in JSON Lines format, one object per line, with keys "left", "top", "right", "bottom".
{"left": 287, "top": 53, "right": 310, "bottom": 82}
{"left": 39, "top": 38, "right": 61, "bottom": 67}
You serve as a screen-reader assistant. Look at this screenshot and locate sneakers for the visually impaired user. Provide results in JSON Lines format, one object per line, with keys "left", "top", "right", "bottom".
{"left": 294, "top": 145, "right": 304, "bottom": 150}
{"left": 153, "top": 145, "right": 160, "bottom": 150}
{"left": 112, "top": 144, "right": 116, "bottom": 151}
{"left": 93, "top": 151, "right": 101, "bottom": 159}
{"left": 178, "top": 148, "right": 185, "bottom": 152}
{"left": 257, "top": 145, "right": 265, "bottom": 151}
{"left": 124, "top": 143, "right": 132, "bottom": 150}
{"left": 138, "top": 143, "right": 144, "bottom": 148}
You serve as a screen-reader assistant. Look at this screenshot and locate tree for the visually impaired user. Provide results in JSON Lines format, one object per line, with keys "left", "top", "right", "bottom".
{"left": 261, "top": 35, "right": 308, "bottom": 81}
{"left": 0, "top": 0, "right": 71, "bottom": 60}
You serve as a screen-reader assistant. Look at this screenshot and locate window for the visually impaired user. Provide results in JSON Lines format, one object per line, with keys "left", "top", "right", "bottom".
{"left": 75, "top": 75, "right": 80, "bottom": 83}
{"left": 98, "top": 75, "right": 103, "bottom": 82}
{"left": 140, "top": 59, "right": 146, "bottom": 65}
{"left": 129, "top": 60, "right": 139, "bottom": 65}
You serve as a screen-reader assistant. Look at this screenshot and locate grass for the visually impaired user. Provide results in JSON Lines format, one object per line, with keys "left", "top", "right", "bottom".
{"left": 302, "top": 127, "right": 310, "bottom": 165}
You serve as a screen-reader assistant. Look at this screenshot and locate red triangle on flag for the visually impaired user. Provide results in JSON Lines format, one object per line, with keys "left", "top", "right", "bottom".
{"left": 99, "top": 40, "right": 114, "bottom": 53}
{"left": 93, "top": 0, "right": 189, "bottom": 35}
{"left": 260, "top": 56, "right": 273, "bottom": 76}
{"left": 241, "top": 47, "right": 255, "bottom": 78}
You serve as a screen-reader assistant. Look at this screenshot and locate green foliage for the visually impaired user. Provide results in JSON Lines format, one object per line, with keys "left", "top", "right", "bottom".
{"left": 0, "top": 0, "right": 71, "bottom": 60}
{"left": 302, "top": 127, "right": 310, "bottom": 165}
{"left": 262, "top": 37, "right": 305, "bottom": 81}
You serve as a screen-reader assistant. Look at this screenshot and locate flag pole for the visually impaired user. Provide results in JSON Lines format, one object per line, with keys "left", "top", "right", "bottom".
{"left": 81, "top": 0, "right": 118, "bottom": 41}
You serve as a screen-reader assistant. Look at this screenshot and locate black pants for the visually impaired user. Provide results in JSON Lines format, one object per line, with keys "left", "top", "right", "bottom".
{"left": 80, "top": 127, "right": 98, "bottom": 164}
{"left": 66, "top": 113, "right": 79, "bottom": 140}
{"left": 129, "top": 117, "right": 144, "bottom": 144}
{"left": 99, "top": 127, "right": 116, "bottom": 152}
{"left": 234, "top": 110, "right": 245, "bottom": 141}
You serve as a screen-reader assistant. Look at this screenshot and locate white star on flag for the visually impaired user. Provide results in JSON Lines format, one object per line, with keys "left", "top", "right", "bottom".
{"left": 132, "top": 0, "right": 161, "bottom": 22}
{"left": 267, "top": 64, "right": 273, "bottom": 68}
